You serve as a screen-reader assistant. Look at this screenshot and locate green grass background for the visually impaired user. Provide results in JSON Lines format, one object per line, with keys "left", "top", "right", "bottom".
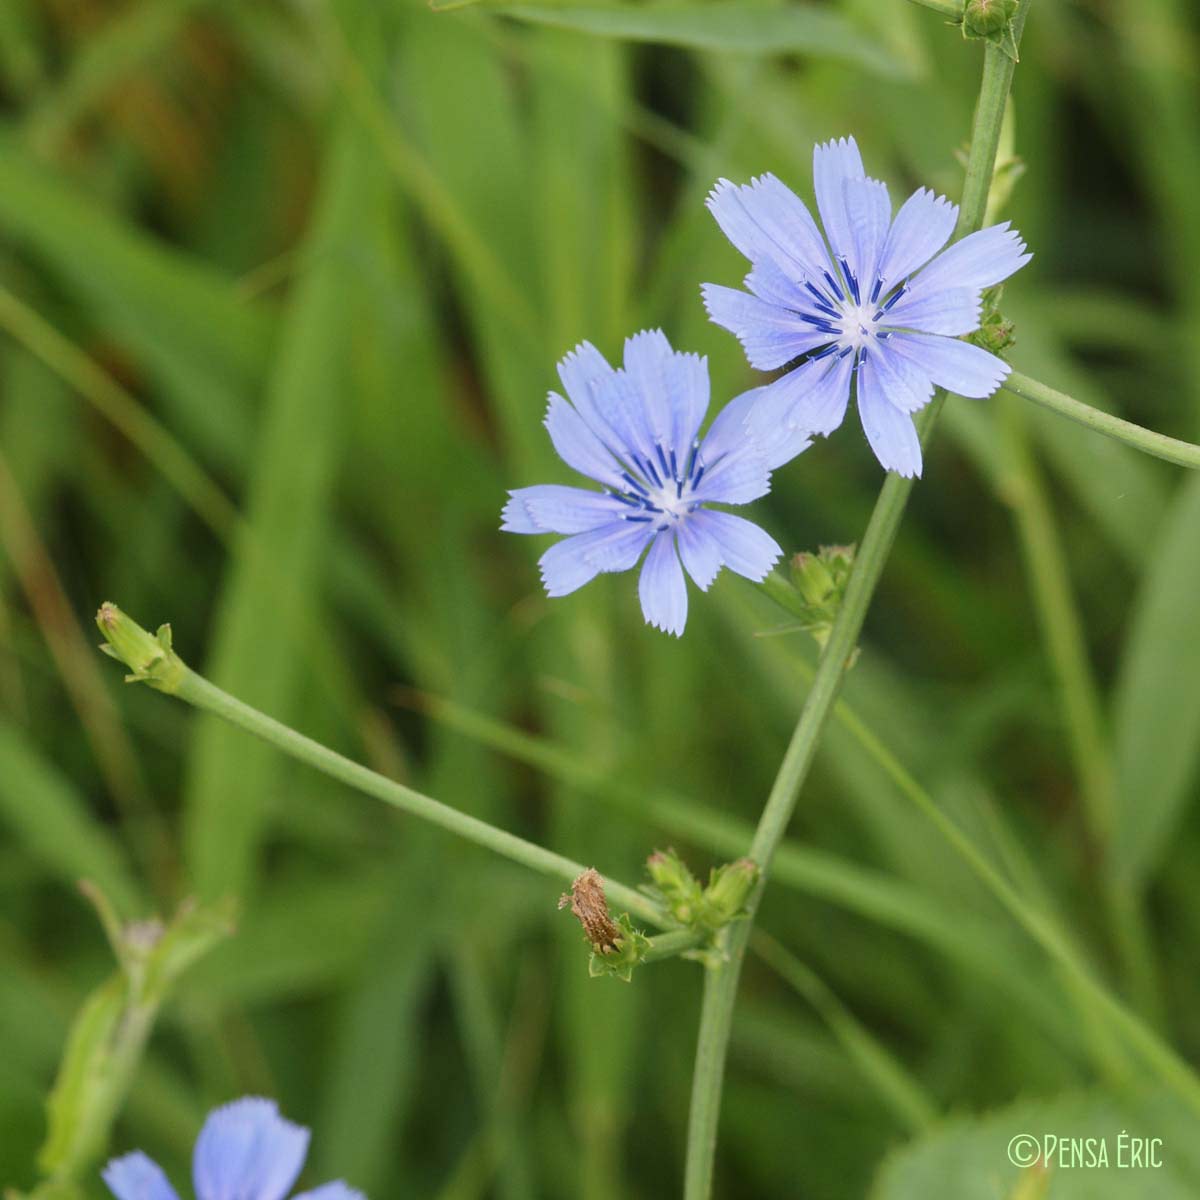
{"left": 2, "top": 1, "right": 1200, "bottom": 1196}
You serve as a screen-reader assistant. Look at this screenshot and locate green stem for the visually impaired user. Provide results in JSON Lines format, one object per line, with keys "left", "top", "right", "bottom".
{"left": 643, "top": 928, "right": 708, "bottom": 963}
{"left": 682, "top": 22, "right": 1029, "bottom": 1199}
{"left": 1003, "top": 369, "right": 1200, "bottom": 470}
{"left": 170, "top": 668, "right": 670, "bottom": 929}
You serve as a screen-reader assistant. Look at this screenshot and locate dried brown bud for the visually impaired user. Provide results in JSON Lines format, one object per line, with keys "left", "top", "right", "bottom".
{"left": 559, "top": 868, "right": 621, "bottom": 953}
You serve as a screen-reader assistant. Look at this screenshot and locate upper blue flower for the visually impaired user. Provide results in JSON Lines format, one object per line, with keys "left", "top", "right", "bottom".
{"left": 103, "top": 1097, "right": 362, "bottom": 1200}
{"left": 702, "top": 135, "right": 1032, "bottom": 477}
{"left": 502, "top": 330, "right": 790, "bottom": 636}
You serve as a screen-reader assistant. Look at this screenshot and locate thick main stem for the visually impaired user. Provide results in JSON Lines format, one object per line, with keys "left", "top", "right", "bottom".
{"left": 681, "top": 23, "right": 1029, "bottom": 1198}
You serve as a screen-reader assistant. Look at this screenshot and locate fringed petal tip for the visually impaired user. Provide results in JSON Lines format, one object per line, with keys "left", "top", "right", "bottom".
{"left": 103, "top": 1153, "right": 181, "bottom": 1200}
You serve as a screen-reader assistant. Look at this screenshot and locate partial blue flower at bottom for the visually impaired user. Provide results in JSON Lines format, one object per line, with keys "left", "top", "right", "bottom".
{"left": 502, "top": 331, "right": 790, "bottom": 636}
{"left": 702, "top": 135, "right": 1032, "bottom": 478}
{"left": 103, "top": 1097, "right": 362, "bottom": 1200}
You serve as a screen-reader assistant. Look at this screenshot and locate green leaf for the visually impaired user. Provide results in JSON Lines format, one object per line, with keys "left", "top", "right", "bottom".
{"left": 871, "top": 1090, "right": 1200, "bottom": 1198}
{"left": 1112, "top": 474, "right": 1200, "bottom": 885}
{"left": 181, "top": 17, "right": 395, "bottom": 900}
{"left": 469, "top": 3, "right": 913, "bottom": 78}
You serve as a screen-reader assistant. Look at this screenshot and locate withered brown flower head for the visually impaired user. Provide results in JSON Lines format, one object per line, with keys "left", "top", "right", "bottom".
{"left": 558, "top": 867, "right": 620, "bottom": 953}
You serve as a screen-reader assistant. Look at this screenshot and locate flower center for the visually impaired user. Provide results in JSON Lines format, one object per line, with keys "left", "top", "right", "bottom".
{"left": 610, "top": 439, "right": 707, "bottom": 530}
{"left": 836, "top": 301, "right": 878, "bottom": 351}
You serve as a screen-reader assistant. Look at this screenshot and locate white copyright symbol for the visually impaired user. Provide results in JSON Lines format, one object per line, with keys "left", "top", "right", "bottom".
{"left": 1007, "top": 1133, "right": 1040, "bottom": 1167}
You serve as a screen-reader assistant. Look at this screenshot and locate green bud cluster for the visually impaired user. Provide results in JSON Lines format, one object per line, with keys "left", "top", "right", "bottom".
{"left": 761, "top": 545, "right": 857, "bottom": 653}
{"left": 969, "top": 285, "right": 1017, "bottom": 354}
{"left": 643, "top": 849, "right": 760, "bottom": 935}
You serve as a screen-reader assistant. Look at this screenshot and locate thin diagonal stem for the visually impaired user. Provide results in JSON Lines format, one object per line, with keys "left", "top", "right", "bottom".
{"left": 166, "top": 667, "right": 671, "bottom": 929}
{"left": 1003, "top": 369, "right": 1200, "bottom": 469}
{"left": 683, "top": 19, "right": 1030, "bottom": 1198}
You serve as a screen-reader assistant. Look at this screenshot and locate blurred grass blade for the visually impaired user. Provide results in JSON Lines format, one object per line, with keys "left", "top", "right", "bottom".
{"left": 751, "top": 931, "right": 938, "bottom": 1134}
{"left": 180, "top": 38, "right": 389, "bottom": 899}
{"left": 446, "top": 3, "right": 913, "bottom": 77}
{"left": 0, "top": 721, "right": 143, "bottom": 915}
{"left": 24, "top": 0, "right": 211, "bottom": 155}
{"left": 0, "top": 285, "right": 238, "bottom": 539}
{"left": 1112, "top": 475, "right": 1200, "bottom": 886}
{"left": 0, "top": 134, "right": 270, "bottom": 469}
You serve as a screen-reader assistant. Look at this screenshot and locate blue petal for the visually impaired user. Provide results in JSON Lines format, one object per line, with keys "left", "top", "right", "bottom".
{"left": 885, "top": 333, "right": 1009, "bottom": 398}
{"left": 676, "top": 516, "right": 723, "bottom": 591}
{"left": 868, "top": 343, "right": 935, "bottom": 413}
{"left": 555, "top": 342, "right": 660, "bottom": 473}
{"left": 621, "top": 330, "right": 676, "bottom": 457}
{"left": 501, "top": 485, "right": 626, "bottom": 534}
{"left": 747, "top": 353, "right": 854, "bottom": 448}
{"left": 812, "top": 137, "right": 865, "bottom": 267}
{"left": 883, "top": 287, "right": 981, "bottom": 336}
{"left": 696, "top": 387, "right": 787, "bottom": 475}
{"left": 293, "top": 1184, "right": 365, "bottom": 1200}
{"left": 857, "top": 355, "right": 923, "bottom": 477}
{"left": 691, "top": 443, "right": 772, "bottom": 505}
{"left": 875, "top": 188, "right": 957, "bottom": 292}
{"left": 701, "top": 284, "right": 831, "bottom": 370}
{"left": 538, "top": 521, "right": 653, "bottom": 597}
{"left": 103, "top": 1152, "right": 181, "bottom": 1200}
{"left": 744, "top": 257, "right": 811, "bottom": 309}
{"left": 557, "top": 342, "right": 623, "bottom": 449}
{"left": 192, "top": 1098, "right": 309, "bottom": 1200}
{"left": 910, "top": 222, "right": 1031, "bottom": 294}
{"left": 544, "top": 394, "right": 624, "bottom": 489}
{"left": 690, "top": 400, "right": 775, "bottom": 503}
{"left": 689, "top": 511, "right": 781, "bottom": 582}
{"left": 706, "top": 175, "right": 833, "bottom": 282}
{"left": 621, "top": 330, "right": 709, "bottom": 464}
{"left": 638, "top": 530, "right": 688, "bottom": 636}
{"left": 844, "top": 175, "right": 891, "bottom": 291}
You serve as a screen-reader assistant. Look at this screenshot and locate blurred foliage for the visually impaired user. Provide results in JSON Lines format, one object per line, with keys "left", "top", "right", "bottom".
{"left": 1, "top": 0, "right": 1199, "bottom": 1196}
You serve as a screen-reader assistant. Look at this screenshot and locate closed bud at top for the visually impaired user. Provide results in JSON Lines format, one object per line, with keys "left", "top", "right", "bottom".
{"left": 963, "top": 0, "right": 1018, "bottom": 37}
{"left": 702, "top": 858, "right": 760, "bottom": 924}
{"left": 96, "top": 603, "right": 185, "bottom": 693}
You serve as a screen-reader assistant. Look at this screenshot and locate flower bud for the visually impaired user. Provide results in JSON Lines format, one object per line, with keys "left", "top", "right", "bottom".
{"left": 702, "top": 858, "right": 760, "bottom": 923}
{"left": 96, "top": 603, "right": 185, "bottom": 692}
{"left": 792, "top": 552, "right": 836, "bottom": 608}
{"left": 644, "top": 848, "right": 703, "bottom": 923}
{"left": 963, "top": 0, "right": 1018, "bottom": 36}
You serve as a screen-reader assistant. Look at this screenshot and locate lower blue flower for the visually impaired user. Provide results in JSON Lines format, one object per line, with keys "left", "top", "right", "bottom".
{"left": 102, "top": 1097, "right": 362, "bottom": 1200}
{"left": 502, "top": 331, "right": 789, "bottom": 636}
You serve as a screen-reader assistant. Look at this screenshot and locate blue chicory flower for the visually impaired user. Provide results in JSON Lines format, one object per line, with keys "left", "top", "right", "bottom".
{"left": 702, "top": 136, "right": 1032, "bottom": 477}
{"left": 502, "top": 330, "right": 791, "bottom": 636}
{"left": 102, "top": 1097, "right": 362, "bottom": 1200}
